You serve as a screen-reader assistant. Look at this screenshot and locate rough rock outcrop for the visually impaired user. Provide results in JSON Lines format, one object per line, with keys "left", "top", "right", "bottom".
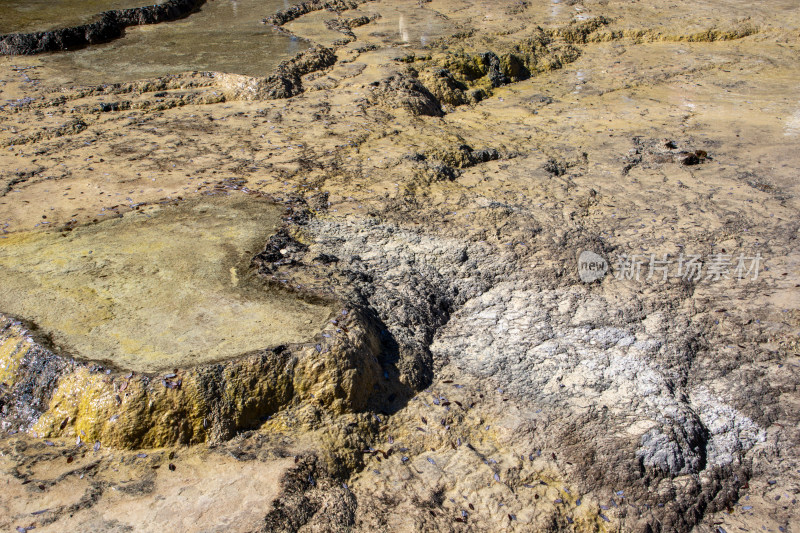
{"left": 0, "top": 288, "right": 381, "bottom": 448}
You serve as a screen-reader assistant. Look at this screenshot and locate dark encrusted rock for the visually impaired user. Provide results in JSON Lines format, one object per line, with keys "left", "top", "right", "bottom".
{"left": 366, "top": 72, "right": 443, "bottom": 117}
{"left": 477, "top": 51, "right": 510, "bottom": 88}
{"left": 265, "top": 0, "right": 373, "bottom": 26}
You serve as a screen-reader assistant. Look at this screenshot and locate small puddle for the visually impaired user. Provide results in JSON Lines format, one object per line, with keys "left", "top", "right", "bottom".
{"left": 360, "top": 5, "right": 455, "bottom": 48}
{"left": 19, "top": 0, "right": 308, "bottom": 86}
{"left": 0, "top": 195, "right": 332, "bottom": 372}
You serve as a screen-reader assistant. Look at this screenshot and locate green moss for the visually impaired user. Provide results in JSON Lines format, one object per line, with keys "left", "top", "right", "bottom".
{"left": 439, "top": 52, "right": 488, "bottom": 81}
{"left": 499, "top": 53, "right": 527, "bottom": 81}
{"left": 556, "top": 16, "right": 612, "bottom": 43}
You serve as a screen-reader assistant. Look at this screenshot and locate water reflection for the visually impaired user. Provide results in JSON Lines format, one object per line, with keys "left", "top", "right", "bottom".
{"left": 399, "top": 15, "right": 409, "bottom": 43}
{"left": 573, "top": 69, "right": 586, "bottom": 93}
{"left": 550, "top": 0, "right": 563, "bottom": 21}
{"left": 785, "top": 105, "right": 800, "bottom": 137}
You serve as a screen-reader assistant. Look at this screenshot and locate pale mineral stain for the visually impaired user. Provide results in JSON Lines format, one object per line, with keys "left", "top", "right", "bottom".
{"left": 0, "top": 195, "right": 332, "bottom": 372}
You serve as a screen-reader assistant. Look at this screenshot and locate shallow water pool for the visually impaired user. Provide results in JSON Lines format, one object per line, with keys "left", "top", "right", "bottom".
{"left": 8, "top": 0, "right": 307, "bottom": 86}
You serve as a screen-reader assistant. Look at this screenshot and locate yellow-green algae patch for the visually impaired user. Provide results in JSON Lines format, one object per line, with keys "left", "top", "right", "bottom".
{"left": 30, "top": 352, "right": 295, "bottom": 447}
{"left": 22, "top": 306, "right": 381, "bottom": 448}
{"left": 0, "top": 195, "right": 333, "bottom": 372}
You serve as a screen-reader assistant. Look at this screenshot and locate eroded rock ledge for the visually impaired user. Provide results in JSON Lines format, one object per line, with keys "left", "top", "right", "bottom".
{"left": 0, "top": 305, "right": 382, "bottom": 449}
{"left": 0, "top": 0, "right": 205, "bottom": 56}
{"left": 264, "top": 0, "right": 374, "bottom": 27}
{"left": 0, "top": 196, "right": 386, "bottom": 449}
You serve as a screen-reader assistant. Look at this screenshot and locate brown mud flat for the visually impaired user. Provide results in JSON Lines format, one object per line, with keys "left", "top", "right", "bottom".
{"left": 0, "top": 0, "right": 799, "bottom": 532}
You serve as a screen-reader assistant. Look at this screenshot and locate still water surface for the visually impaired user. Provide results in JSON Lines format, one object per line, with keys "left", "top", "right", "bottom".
{"left": 2, "top": 0, "right": 306, "bottom": 85}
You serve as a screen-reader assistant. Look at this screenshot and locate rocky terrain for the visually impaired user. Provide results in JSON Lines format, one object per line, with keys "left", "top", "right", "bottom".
{"left": 0, "top": 0, "right": 798, "bottom": 531}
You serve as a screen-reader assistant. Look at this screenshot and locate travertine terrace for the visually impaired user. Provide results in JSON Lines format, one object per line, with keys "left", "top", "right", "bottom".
{"left": 0, "top": 0, "right": 798, "bottom": 531}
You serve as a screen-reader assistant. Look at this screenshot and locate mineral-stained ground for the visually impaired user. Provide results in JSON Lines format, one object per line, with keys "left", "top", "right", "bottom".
{"left": 0, "top": 0, "right": 798, "bottom": 531}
